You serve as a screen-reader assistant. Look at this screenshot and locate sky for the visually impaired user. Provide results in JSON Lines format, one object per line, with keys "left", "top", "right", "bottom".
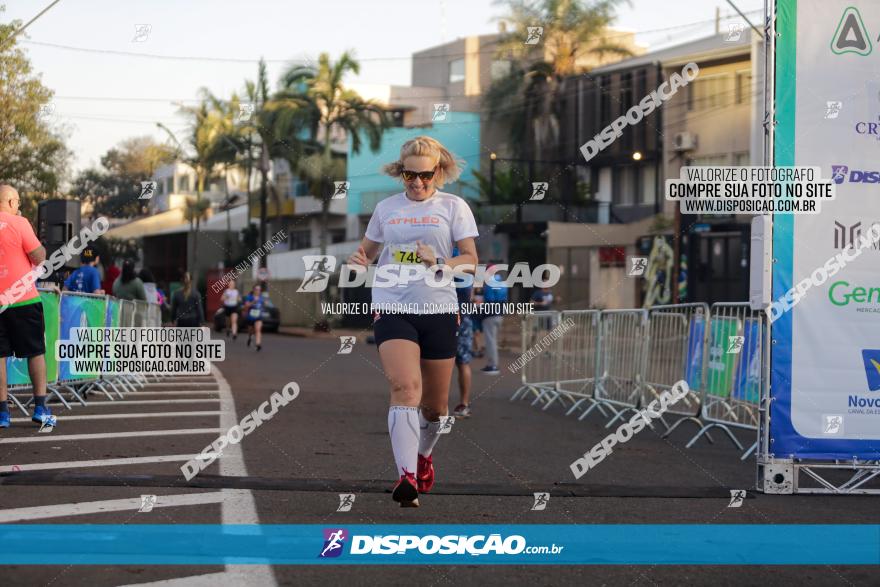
{"left": 2, "top": 0, "right": 763, "bottom": 176}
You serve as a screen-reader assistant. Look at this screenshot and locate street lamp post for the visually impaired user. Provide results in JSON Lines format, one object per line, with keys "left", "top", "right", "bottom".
{"left": 489, "top": 152, "right": 496, "bottom": 203}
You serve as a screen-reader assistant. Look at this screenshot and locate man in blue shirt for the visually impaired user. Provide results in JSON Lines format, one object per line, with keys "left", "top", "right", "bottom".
{"left": 63, "top": 247, "right": 104, "bottom": 294}
{"left": 480, "top": 262, "right": 508, "bottom": 375}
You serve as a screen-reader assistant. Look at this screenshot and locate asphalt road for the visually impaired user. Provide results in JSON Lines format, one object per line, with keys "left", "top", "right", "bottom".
{"left": 0, "top": 331, "right": 878, "bottom": 586}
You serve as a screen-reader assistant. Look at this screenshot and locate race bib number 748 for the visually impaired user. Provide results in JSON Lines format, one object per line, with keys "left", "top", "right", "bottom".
{"left": 390, "top": 244, "right": 433, "bottom": 265}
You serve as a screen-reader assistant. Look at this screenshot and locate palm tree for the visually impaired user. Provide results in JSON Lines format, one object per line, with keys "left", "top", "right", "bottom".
{"left": 278, "top": 51, "right": 391, "bottom": 258}
{"left": 485, "top": 0, "right": 632, "bottom": 164}
{"left": 176, "top": 90, "right": 231, "bottom": 271}
{"left": 230, "top": 60, "right": 315, "bottom": 263}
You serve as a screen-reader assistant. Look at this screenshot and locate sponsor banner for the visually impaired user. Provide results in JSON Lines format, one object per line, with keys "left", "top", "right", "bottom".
{"left": 685, "top": 314, "right": 705, "bottom": 390}
{"left": 57, "top": 294, "right": 107, "bottom": 382}
{"left": 771, "top": 0, "right": 880, "bottom": 457}
{"left": 706, "top": 318, "right": 738, "bottom": 398}
{"left": 733, "top": 319, "right": 762, "bottom": 403}
{"left": 5, "top": 290, "right": 60, "bottom": 386}
{"left": 0, "top": 525, "right": 876, "bottom": 564}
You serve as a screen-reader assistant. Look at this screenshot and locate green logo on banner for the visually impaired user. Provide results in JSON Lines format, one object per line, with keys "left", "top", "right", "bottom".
{"left": 831, "top": 7, "right": 873, "bottom": 56}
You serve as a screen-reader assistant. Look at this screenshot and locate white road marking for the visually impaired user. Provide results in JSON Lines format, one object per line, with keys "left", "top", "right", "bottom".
{"left": 10, "top": 411, "right": 221, "bottom": 423}
{"left": 0, "top": 492, "right": 227, "bottom": 523}
{"left": 213, "top": 364, "right": 277, "bottom": 586}
{"left": 114, "top": 391, "right": 220, "bottom": 396}
{"left": 120, "top": 366, "right": 277, "bottom": 587}
{"left": 74, "top": 399, "right": 220, "bottom": 406}
{"left": 2, "top": 454, "right": 222, "bottom": 472}
{"left": 0, "top": 428, "right": 223, "bottom": 444}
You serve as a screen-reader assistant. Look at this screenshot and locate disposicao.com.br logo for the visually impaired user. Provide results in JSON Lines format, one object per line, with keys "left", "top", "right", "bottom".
{"left": 317, "top": 528, "right": 564, "bottom": 559}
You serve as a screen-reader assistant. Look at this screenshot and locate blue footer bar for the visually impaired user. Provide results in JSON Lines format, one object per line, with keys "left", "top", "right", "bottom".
{"left": 0, "top": 525, "right": 878, "bottom": 564}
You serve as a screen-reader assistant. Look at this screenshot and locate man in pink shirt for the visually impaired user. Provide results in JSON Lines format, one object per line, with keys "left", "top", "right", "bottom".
{"left": 0, "top": 184, "right": 54, "bottom": 429}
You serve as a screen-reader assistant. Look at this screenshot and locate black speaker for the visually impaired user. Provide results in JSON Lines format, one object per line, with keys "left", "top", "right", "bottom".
{"left": 37, "top": 199, "right": 81, "bottom": 268}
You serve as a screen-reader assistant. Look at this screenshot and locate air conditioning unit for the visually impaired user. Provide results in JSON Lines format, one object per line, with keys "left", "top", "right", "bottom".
{"left": 673, "top": 132, "right": 697, "bottom": 151}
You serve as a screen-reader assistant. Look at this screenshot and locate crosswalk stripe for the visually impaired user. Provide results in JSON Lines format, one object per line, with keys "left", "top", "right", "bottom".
{"left": 0, "top": 492, "right": 227, "bottom": 522}
{"left": 3, "top": 454, "right": 222, "bottom": 472}
{"left": 0, "top": 428, "right": 223, "bottom": 444}
{"left": 9, "top": 411, "right": 221, "bottom": 423}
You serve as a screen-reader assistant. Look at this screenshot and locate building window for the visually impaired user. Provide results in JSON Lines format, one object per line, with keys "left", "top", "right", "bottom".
{"left": 599, "top": 75, "right": 611, "bottom": 125}
{"left": 620, "top": 72, "right": 633, "bottom": 149}
{"left": 614, "top": 166, "right": 637, "bottom": 206}
{"left": 735, "top": 70, "right": 752, "bottom": 104}
{"left": 491, "top": 60, "right": 512, "bottom": 81}
{"left": 641, "top": 166, "right": 655, "bottom": 206}
{"left": 329, "top": 229, "right": 346, "bottom": 244}
{"left": 688, "top": 74, "right": 729, "bottom": 111}
{"left": 449, "top": 58, "right": 465, "bottom": 83}
{"left": 289, "top": 230, "right": 311, "bottom": 250}
{"left": 179, "top": 175, "right": 191, "bottom": 193}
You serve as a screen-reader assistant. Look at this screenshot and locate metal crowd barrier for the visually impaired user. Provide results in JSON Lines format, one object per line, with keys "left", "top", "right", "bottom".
{"left": 645, "top": 303, "right": 709, "bottom": 435}
{"left": 586, "top": 309, "right": 651, "bottom": 429}
{"left": 510, "top": 312, "right": 562, "bottom": 403}
{"left": 687, "top": 302, "right": 765, "bottom": 459}
{"left": 510, "top": 302, "right": 763, "bottom": 459}
{"left": 7, "top": 290, "right": 164, "bottom": 411}
{"left": 549, "top": 310, "right": 600, "bottom": 413}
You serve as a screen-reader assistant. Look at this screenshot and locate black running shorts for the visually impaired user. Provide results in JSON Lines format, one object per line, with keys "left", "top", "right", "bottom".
{"left": 0, "top": 301, "right": 46, "bottom": 359}
{"left": 373, "top": 312, "right": 459, "bottom": 360}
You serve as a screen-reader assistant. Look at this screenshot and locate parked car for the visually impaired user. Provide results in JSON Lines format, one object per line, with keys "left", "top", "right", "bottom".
{"left": 213, "top": 296, "right": 280, "bottom": 333}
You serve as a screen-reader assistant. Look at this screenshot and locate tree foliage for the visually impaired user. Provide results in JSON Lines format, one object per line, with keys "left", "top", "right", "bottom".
{"left": 69, "top": 136, "right": 175, "bottom": 218}
{"left": 0, "top": 8, "right": 71, "bottom": 219}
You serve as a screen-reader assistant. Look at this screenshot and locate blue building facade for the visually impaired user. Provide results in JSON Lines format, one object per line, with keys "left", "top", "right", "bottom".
{"left": 346, "top": 112, "right": 481, "bottom": 221}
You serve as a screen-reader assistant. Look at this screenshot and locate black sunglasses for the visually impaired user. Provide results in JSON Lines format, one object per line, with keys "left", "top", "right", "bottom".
{"left": 401, "top": 168, "right": 436, "bottom": 182}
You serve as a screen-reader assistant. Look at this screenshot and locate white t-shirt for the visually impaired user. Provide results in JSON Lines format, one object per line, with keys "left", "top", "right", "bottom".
{"left": 364, "top": 191, "right": 479, "bottom": 313}
{"left": 222, "top": 288, "right": 241, "bottom": 307}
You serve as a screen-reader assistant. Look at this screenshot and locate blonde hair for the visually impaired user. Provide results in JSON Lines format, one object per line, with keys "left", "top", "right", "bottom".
{"left": 381, "top": 136, "right": 464, "bottom": 189}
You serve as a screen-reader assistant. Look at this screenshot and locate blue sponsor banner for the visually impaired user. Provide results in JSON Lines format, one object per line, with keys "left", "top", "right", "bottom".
{"left": 732, "top": 319, "right": 761, "bottom": 403}
{"left": 0, "top": 525, "right": 877, "bottom": 565}
{"left": 685, "top": 315, "right": 705, "bottom": 389}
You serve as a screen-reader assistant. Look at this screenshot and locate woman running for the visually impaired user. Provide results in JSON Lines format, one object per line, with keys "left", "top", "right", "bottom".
{"left": 222, "top": 280, "right": 242, "bottom": 339}
{"left": 347, "top": 136, "right": 478, "bottom": 507}
{"left": 242, "top": 284, "right": 266, "bottom": 351}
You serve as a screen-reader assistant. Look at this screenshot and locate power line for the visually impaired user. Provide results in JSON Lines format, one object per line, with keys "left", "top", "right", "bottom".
{"left": 18, "top": 9, "right": 762, "bottom": 65}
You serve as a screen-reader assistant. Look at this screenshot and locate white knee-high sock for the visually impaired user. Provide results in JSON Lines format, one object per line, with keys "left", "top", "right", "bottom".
{"left": 388, "top": 406, "right": 419, "bottom": 478}
{"left": 418, "top": 410, "right": 444, "bottom": 457}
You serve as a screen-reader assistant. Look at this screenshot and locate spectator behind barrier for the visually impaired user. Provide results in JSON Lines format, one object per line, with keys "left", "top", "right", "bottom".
{"left": 63, "top": 246, "right": 104, "bottom": 294}
{"left": 113, "top": 260, "right": 147, "bottom": 301}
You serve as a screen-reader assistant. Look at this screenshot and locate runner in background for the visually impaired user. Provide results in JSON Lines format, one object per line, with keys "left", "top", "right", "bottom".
{"left": 471, "top": 286, "right": 485, "bottom": 358}
{"left": 481, "top": 263, "right": 508, "bottom": 375}
{"left": 222, "top": 280, "right": 242, "bottom": 339}
{"left": 347, "top": 136, "right": 478, "bottom": 507}
{"left": 243, "top": 283, "right": 266, "bottom": 351}
{"left": 452, "top": 245, "right": 473, "bottom": 418}
{"left": 63, "top": 246, "right": 104, "bottom": 294}
{"left": 0, "top": 184, "right": 55, "bottom": 429}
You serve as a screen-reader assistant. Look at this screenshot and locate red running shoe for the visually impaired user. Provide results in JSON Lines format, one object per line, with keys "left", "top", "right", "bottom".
{"left": 417, "top": 454, "right": 434, "bottom": 493}
{"left": 392, "top": 472, "right": 419, "bottom": 507}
